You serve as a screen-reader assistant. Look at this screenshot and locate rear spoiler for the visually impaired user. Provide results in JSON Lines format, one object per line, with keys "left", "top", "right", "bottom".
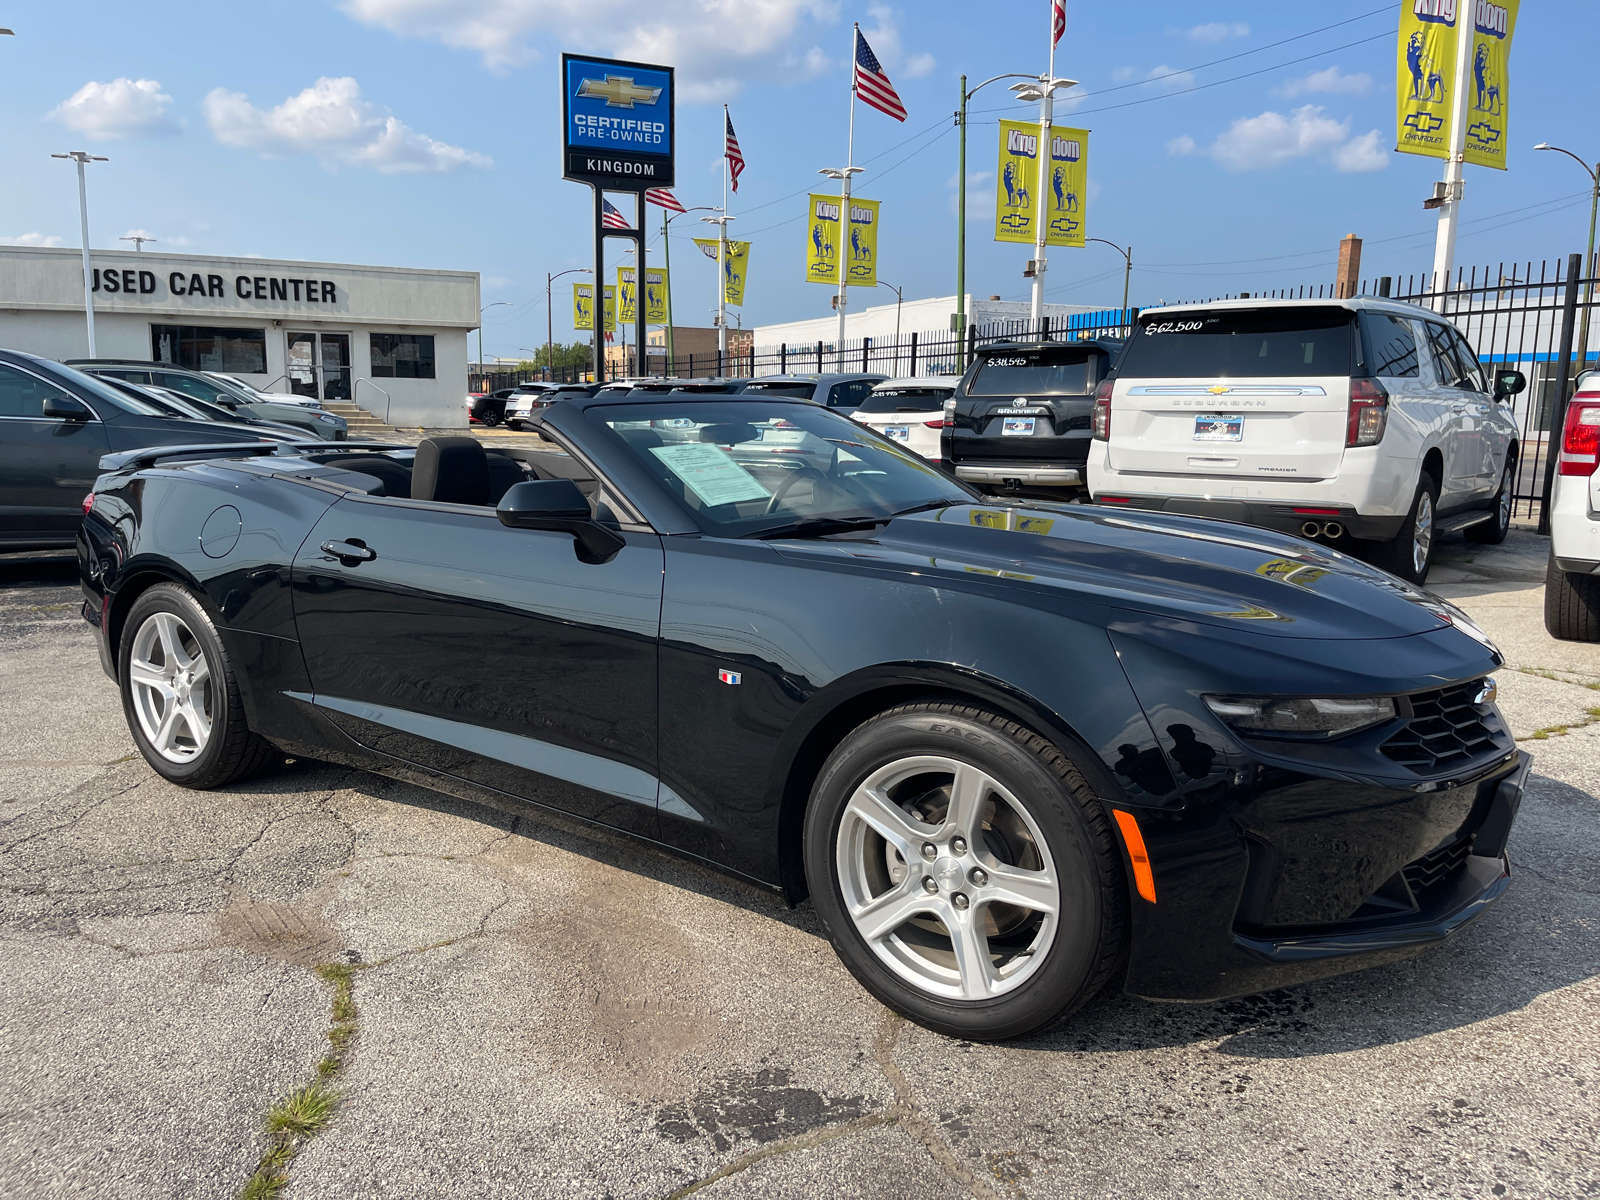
{"left": 99, "top": 440, "right": 410, "bottom": 472}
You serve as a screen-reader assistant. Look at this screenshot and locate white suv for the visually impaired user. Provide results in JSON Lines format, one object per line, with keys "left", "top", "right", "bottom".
{"left": 1087, "top": 298, "right": 1524, "bottom": 583}
{"left": 1546, "top": 371, "right": 1600, "bottom": 640}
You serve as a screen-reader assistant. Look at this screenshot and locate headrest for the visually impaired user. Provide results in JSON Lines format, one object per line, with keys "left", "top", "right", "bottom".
{"left": 618, "top": 428, "right": 664, "bottom": 451}
{"left": 412, "top": 436, "right": 490, "bottom": 505}
{"left": 699, "top": 423, "right": 758, "bottom": 446}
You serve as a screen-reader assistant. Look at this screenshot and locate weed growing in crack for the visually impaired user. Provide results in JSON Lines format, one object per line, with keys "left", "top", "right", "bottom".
{"left": 237, "top": 961, "right": 361, "bottom": 1199}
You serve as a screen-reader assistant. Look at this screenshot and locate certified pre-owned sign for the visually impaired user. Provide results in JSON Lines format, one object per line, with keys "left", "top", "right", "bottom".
{"left": 561, "top": 53, "right": 674, "bottom": 190}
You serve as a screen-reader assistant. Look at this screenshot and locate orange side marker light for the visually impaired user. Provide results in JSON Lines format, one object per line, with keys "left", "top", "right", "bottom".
{"left": 1112, "top": 809, "right": 1157, "bottom": 903}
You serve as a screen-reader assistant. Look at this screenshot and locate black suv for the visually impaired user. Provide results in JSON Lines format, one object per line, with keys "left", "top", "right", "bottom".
{"left": 942, "top": 338, "right": 1121, "bottom": 500}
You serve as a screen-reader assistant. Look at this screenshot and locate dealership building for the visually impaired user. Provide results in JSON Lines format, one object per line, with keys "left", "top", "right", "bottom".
{"left": 0, "top": 246, "right": 479, "bottom": 427}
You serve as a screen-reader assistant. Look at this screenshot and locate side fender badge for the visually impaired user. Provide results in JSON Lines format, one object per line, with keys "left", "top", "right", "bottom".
{"left": 718, "top": 670, "right": 742, "bottom": 685}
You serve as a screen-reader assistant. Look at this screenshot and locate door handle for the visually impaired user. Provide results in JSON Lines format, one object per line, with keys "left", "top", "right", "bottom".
{"left": 321, "top": 539, "right": 376, "bottom": 565}
{"left": 1449, "top": 401, "right": 1468, "bottom": 412}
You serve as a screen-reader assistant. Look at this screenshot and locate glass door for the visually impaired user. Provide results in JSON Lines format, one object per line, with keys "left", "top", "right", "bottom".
{"left": 287, "top": 332, "right": 353, "bottom": 401}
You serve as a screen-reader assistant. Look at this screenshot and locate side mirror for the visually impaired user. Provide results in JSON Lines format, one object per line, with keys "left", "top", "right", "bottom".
{"left": 43, "top": 395, "right": 91, "bottom": 422}
{"left": 1493, "top": 369, "right": 1526, "bottom": 400}
{"left": 496, "top": 478, "right": 624, "bottom": 562}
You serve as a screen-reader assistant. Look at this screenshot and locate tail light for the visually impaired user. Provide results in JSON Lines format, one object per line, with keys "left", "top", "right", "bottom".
{"left": 923, "top": 420, "right": 947, "bottom": 428}
{"left": 1559, "top": 395, "right": 1600, "bottom": 476}
{"left": 82, "top": 492, "right": 95, "bottom": 516}
{"left": 1347, "top": 377, "right": 1388, "bottom": 447}
{"left": 1091, "top": 377, "right": 1114, "bottom": 440}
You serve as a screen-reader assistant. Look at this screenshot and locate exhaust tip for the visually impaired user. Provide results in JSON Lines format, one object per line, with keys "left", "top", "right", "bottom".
{"left": 1301, "top": 521, "right": 1321, "bottom": 538}
{"left": 1323, "top": 521, "right": 1344, "bottom": 539}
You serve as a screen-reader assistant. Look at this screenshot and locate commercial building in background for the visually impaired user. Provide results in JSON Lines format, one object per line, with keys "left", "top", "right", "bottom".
{"left": 754, "top": 294, "right": 1104, "bottom": 347}
{"left": 0, "top": 246, "right": 479, "bottom": 427}
{"left": 643, "top": 326, "right": 754, "bottom": 376}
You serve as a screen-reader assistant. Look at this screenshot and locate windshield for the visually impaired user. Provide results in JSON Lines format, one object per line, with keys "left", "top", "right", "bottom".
{"left": 856, "top": 386, "right": 953, "bottom": 414}
{"left": 742, "top": 381, "right": 817, "bottom": 399}
{"left": 968, "top": 351, "right": 1096, "bottom": 396}
{"left": 593, "top": 400, "right": 972, "bottom": 537}
{"left": 1122, "top": 307, "right": 1355, "bottom": 378}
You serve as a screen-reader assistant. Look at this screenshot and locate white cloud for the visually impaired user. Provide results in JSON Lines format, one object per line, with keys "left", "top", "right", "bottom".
{"left": 1276, "top": 65, "right": 1373, "bottom": 98}
{"left": 0, "top": 232, "right": 65, "bottom": 247}
{"left": 1112, "top": 64, "right": 1195, "bottom": 91}
{"left": 203, "top": 77, "right": 491, "bottom": 174}
{"left": 1170, "top": 105, "right": 1387, "bottom": 174}
{"left": 50, "top": 78, "right": 180, "bottom": 139}
{"left": 1172, "top": 21, "right": 1249, "bottom": 43}
{"left": 339, "top": 0, "right": 886, "bottom": 100}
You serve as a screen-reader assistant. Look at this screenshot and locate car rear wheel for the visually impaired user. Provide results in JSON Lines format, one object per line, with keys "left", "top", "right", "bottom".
{"left": 479, "top": 409, "right": 502, "bottom": 427}
{"left": 1374, "top": 470, "right": 1439, "bottom": 584}
{"left": 804, "top": 702, "right": 1127, "bottom": 1040}
{"left": 119, "top": 583, "right": 273, "bottom": 788}
{"left": 1544, "top": 551, "right": 1600, "bottom": 642}
{"left": 1464, "top": 460, "right": 1514, "bottom": 545}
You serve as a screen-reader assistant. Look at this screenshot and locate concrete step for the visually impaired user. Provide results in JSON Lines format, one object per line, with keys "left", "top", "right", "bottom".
{"left": 318, "top": 401, "right": 407, "bottom": 440}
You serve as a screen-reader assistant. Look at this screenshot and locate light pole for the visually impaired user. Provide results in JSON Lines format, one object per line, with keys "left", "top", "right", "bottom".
{"left": 1009, "top": 70, "right": 1078, "bottom": 326}
{"left": 699, "top": 212, "right": 735, "bottom": 355}
{"left": 51, "top": 150, "right": 108, "bottom": 357}
{"left": 546, "top": 268, "right": 590, "bottom": 382}
{"left": 1536, "top": 143, "right": 1600, "bottom": 371}
{"left": 119, "top": 234, "right": 156, "bottom": 252}
{"left": 818, "top": 165, "right": 862, "bottom": 347}
{"left": 1086, "top": 238, "right": 1133, "bottom": 321}
{"left": 955, "top": 73, "right": 1034, "bottom": 359}
{"left": 477, "top": 300, "right": 511, "bottom": 381}
{"left": 878, "top": 279, "right": 906, "bottom": 342}
{"left": 663, "top": 205, "right": 716, "bottom": 375}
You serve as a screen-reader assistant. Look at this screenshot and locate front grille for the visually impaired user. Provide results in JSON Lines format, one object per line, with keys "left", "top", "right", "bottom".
{"left": 1380, "top": 679, "right": 1508, "bottom": 774}
{"left": 1403, "top": 835, "right": 1473, "bottom": 895}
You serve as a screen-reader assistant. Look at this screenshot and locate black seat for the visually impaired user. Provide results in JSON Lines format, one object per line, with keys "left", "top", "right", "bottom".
{"left": 412, "top": 437, "right": 490, "bottom": 505}
{"left": 484, "top": 450, "right": 530, "bottom": 504}
{"left": 320, "top": 454, "right": 413, "bottom": 498}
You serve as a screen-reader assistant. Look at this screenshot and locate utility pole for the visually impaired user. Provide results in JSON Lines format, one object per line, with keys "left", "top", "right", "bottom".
{"left": 479, "top": 299, "right": 510, "bottom": 381}
{"left": 879, "top": 279, "right": 905, "bottom": 342}
{"left": 1429, "top": 5, "right": 1476, "bottom": 301}
{"left": 546, "top": 269, "right": 590, "bottom": 383}
{"left": 51, "top": 150, "right": 108, "bottom": 357}
{"left": 119, "top": 234, "right": 155, "bottom": 251}
{"left": 956, "top": 71, "right": 1032, "bottom": 364}
{"left": 1087, "top": 238, "right": 1133, "bottom": 318}
{"left": 665, "top": 205, "right": 715, "bottom": 377}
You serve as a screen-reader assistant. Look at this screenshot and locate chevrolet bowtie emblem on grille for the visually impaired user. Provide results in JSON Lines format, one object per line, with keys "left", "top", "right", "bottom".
{"left": 1207, "top": 385, "right": 1231, "bottom": 395}
{"left": 1474, "top": 679, "right": 1498, "bottom": 705}
{"left": 578, "top": 75, "right": 662, "bottom": 108}
{"left": 1404, "top": 111, "right": 1446, "bottom": 134}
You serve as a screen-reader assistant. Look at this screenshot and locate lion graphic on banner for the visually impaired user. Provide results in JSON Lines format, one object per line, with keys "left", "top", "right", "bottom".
{"left": 850, "top": 226, "right": 872, "bottom": 263}
{"left": 1002, "top": 160, "right": 1030, "bottom": 209}
{"left": 1406, "top": 32, "right": 1445, "bottom": 103}
{"left": 1052, "top": 166, "right": 1077, "bottom": 213}
{"left": 1473, "top": 42, "right": 1501, "bottom": 114}
{"left": 812, "top": 223, "right": 833, "bottom": 260}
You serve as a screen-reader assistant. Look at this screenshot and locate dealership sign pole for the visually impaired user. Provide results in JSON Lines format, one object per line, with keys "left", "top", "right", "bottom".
{"left": 51, "top": 150, "right": 109, "bottom": 357}
{"left": 562, "top": 54, "right": 674, "bottom": 383}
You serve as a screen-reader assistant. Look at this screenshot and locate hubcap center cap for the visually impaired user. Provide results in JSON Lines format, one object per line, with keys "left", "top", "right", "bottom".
{"left": 933, "top": 856, "right": 965, "bottom": 893}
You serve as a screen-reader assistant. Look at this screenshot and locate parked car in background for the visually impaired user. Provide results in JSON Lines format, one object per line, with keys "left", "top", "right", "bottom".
{"left": 850, "top": 377, "right": 956, "bottom": 464}
{"left": 204, "top": 371, "right": 322, "bottom": 408}
{"left": 1086, "top": 299, "right": 1523, "bottom": 584}
{"left": 740, "top": 373, "right": 887, "bottom": 412}
{"left": 943, "top": 338, "right": 1121, "bottom": 500}
{"left": 0, "top": 348, "right": 280, "bottom": 551}
{"left": 504, "top": 385, "right": 557, "bottom": 429}
{"left": 467, "top": 390, "right": 510, "bottom": 426}
{"left": 95, "top": 378, "right": 309, "bottom": 443}
{"left": 68, "top": 360, "right": 348, "bottom": 441}
{"left": 1546, "top": 370, "right": 1600, "bottom": 641}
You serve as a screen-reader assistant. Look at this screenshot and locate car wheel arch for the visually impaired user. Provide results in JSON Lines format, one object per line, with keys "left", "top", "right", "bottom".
{"left": 1421, "top": 445, "right": 1444, "bottom": 487}
{"left": 769, "top": 663, "right": 1125, "bottom": 907}
{"left": 106, "top": 561, "right": 219, "bottom": 681}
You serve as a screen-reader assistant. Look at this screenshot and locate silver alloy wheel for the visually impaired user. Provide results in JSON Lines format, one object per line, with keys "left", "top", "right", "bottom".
{"left": 1497, "top": 465, "right": 1513, "bottom": 527}
{"left": 128, "top": 611, "right": 214, "bottom": 763}
{"left": 1412, "top": 488, "right": 1435, "bottom": 575}
{"left": 835, "top": 755, "right": 1060, "bottom": 1001}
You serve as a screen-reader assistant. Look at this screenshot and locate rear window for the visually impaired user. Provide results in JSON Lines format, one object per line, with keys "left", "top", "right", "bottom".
{"left": 856, "top": 387, "right": 953, "bottom": 413}
{"left": 968, "top": 351, "right": 1096, "bottom": 396}
{"left": 743, "top": 381, "right": 817, "bottom": 399}
{"left": 1121, "top": 307, "right": 1355, "bottom": 378}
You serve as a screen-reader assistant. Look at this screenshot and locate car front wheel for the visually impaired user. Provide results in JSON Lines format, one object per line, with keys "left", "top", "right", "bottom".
{"left": 119, "top": 583, "right": 273, "bottom": 788}
{"left": 804, "top": 702, "right": 1127, "bottom": 1040}
{"left": 1545, "top": 551, "right": 1600, "bottom": 642}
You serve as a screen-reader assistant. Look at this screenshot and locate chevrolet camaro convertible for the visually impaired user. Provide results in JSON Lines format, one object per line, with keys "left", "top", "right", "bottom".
{"left": 77, "top": 394, "right": 1531, "bottom": 1040}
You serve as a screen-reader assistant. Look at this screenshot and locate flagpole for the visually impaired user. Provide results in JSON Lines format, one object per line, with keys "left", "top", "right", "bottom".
{"left": 1031, "top": 1, "right": 1057, "bottom": 326}
{"left": 719, "top": 105, "right": 729, "bottom": 357}
{"left": 662, "top": 205, "right": 675, "bottom": 376}
{"left": 838, "top": 25, "right": 857, "bottom": 351}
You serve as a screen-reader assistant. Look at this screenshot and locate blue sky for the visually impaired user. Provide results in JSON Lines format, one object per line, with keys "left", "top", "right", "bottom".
{"left": 1, "top": 1, "right": 1595, "bottom": 359}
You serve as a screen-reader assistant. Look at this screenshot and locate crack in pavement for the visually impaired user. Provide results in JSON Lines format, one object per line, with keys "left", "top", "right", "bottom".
{"left": 662, "top": 1110, "right": 901, "bottom": 1199}
{"left": 0, "top": 780, "right": 142, "bottom": 855}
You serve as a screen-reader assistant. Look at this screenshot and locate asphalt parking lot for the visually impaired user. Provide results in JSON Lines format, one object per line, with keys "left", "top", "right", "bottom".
{"left": 2, "top": 525, "right": 1597, "bottom": 1200}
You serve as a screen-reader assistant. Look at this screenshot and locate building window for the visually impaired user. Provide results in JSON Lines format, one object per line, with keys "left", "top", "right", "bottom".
{"left": 151, "top": 325, "right": 268, "bottom": 374}
{"left": 370, "top": 333, "right": 436, "bottom": 379}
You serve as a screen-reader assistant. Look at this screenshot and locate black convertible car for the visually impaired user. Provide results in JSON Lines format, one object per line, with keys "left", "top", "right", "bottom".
{"left": 77, "top": 393, "right": 1529, "bottom": 1040}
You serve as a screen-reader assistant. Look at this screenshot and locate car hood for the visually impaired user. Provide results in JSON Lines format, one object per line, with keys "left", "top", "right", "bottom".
{"left": 780, "top": 501, "right": 1483, "bottom": 642}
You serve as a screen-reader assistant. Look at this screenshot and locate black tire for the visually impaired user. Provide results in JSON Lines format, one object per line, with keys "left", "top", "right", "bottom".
{"left": 118, "top": 583, "right": 273, "bottom": 788}
{"left": 479, "top": 409, "right": 502, "bottom": 428}
{"left": 1374, "top": 470, "right": 1439, "bottom": 584}
{"left": 505, "top": 420, "right": 524, "bottom": 431}
{"left": 1544, "top": 551, "right": 1600, "bottom": 642}
{"left": 803, "top": 702, "right": 1127, "bottom": 1041}
{"left": 1464, "top": 459, "right": 1514, "bottom": 544}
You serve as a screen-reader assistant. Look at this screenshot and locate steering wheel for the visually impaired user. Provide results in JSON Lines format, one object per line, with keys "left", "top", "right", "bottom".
{"left": 765, "top": 465, "right": 830, "bottom": 514}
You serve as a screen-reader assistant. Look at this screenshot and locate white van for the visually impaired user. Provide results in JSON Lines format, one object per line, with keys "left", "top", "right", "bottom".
{"left": 1086, "top": 298, "right": 1524, "bottom": 583}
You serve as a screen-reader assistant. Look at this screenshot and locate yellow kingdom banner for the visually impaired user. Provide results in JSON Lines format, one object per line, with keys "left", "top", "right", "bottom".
{"left": 643, "top": 267, "right": 669, "bottom": 323}
{"left": 694, "top": 238, "right": 750, "bottom": 306}
{"left": 805, "top": 193, "right": 841, "bottom": 285}
{"left": 1464, "top": 0, "right": 1516, "bottom": 169}
{"left": 1396, "top": 0, "right": 1458, "bottom": 160}
{"left": 617, "top": 267, "right": 638, "bottom": 324}
{"left": 995, "top": 120, "right": 1086, "bottom": 248}
{"left": 573, "top": 282, "right": 595, "bottom": 331}
{"left": 845, "top": 198, "right": 879, "bottom": 287}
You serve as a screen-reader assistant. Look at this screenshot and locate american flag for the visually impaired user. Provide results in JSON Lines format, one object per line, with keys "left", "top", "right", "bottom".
{"left": 1052, "top": 0, "right": 1066, "bottom": 46}
{"left": 852, "top": 27, "right": 906, "bottom": 123}
{"left": 644, "top": 187, "right": 686, "bottom": 214}
{"left": 601, "top": 198, "right": 631, "bottom": 230}
{"left": 724, "top": 107, "right": 745, "bottom": 192}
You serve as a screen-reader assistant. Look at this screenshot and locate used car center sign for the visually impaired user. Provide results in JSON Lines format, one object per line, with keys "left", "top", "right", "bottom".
{"left": 561, "top": 53, "right": 675, "bottom": 189}
{"left": 91, "top": 266, "right": 342, "bottom": 304}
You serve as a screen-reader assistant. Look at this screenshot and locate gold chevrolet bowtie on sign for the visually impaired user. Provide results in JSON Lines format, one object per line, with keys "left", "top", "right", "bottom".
{"left": 1207, "top": 385, "right": 1232, "bottom": 394}
{"left": 578, "top": 76, "right": 662, "bottom": 108}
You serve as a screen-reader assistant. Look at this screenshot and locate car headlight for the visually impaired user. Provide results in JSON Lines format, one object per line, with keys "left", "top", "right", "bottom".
{"left": 316, "top": 413, "right": 339, "bottom": 423}
{"left": 1203, "top": 694, "right": 1396, "bottom": 739}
